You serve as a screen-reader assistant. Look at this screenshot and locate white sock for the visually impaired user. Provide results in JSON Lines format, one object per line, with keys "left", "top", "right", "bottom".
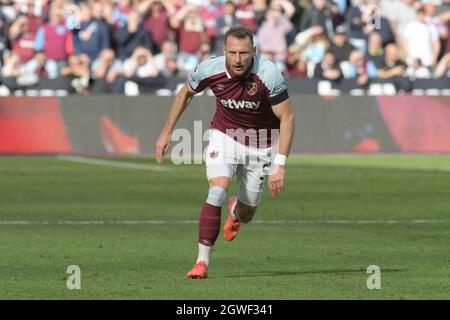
{"left": 197, "top": 243, "right": 213, "bottom": 266}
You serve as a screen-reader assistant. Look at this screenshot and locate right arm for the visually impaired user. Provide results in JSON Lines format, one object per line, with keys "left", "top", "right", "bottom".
{"left": 155, "top": 83, "right": 195, "bottom": 164}
{"left": 377, "top": 65, "right": 405, "bottom": 79}
{"left": 137, "top": 0, "right": 153, "bottom": 15}
{"left": 434, "top": 53, "right": 450, "bottom": 78}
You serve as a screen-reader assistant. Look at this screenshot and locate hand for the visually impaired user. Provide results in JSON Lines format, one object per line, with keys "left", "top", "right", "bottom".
{"left": 128, "top": 19, "right": 139, "bottom": 33}
{"left": 357, "top": 74, "right": 369, "bottom": 86}
{"left": 268, "top": 164, "right": 285, "bottom": 198}
{"left": 155, "top": 131, "right": 171, "bottom": 164}
{"left": 79, "top": 30, "right": 91, "bottom": 41}
{"left": 311, "top": 25, "right": 324, "bottom": 35}
{"left": 393, "top": 66, "right": 405, "bottom": 76}
{"left": 323, "top": 69, "right": 341, "bottom": 80}
{"left": 363, "top": 24, "right": 374, "bottom": 34}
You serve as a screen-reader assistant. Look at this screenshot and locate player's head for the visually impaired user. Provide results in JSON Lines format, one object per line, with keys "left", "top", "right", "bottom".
{"left": 223, "top": 26, "right": 256, "bottom": 77}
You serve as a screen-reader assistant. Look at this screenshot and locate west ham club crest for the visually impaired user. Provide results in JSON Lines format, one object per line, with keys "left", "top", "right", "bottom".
{"left": 245, "top": 82, "right": 257, "bottom": 96}
{"left": 209, "top": 151, "right": 218, "bottom": 159}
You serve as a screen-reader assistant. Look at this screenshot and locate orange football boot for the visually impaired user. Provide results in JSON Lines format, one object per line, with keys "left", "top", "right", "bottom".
{"left": 224, "top": 196, "right": 240, "bottom": 241}
{"left": 186, "top": 261, "right": 208, "bottom": 279}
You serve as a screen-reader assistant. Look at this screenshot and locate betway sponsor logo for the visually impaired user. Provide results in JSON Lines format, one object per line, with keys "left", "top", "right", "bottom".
{"left": 220, "top": 99, "right": 261, "bottom": 110}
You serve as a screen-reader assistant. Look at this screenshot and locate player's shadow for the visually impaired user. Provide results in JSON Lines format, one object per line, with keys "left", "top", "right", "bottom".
{"left": 214, "top": 268, "right": 404, "bottom": 279}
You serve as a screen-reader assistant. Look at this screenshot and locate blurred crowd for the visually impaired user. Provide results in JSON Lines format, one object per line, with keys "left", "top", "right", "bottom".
{"left": 0, "top": 0, "right": 449, "bottom": 94}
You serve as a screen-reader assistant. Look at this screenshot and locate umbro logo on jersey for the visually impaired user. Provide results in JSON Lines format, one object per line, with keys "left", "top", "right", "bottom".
{"left": 220, "top": 99, "right": 261, "bottom": 110}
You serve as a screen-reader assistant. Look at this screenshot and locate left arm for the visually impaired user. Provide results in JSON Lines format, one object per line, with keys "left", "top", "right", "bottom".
{"left": 268, "top": 98, "right": 295, "bottom": 198}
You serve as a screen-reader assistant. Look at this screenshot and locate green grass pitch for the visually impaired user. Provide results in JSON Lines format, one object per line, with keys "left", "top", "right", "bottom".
{"left": 0, "top": 155, "right": 449, "bottom": 299}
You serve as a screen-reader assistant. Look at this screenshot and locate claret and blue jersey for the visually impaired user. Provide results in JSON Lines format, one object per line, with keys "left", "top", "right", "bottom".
{"left": 187, "top": 54, "right": 289, "bottom": 147}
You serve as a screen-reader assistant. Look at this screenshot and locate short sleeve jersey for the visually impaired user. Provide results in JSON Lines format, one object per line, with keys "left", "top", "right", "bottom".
{"left": 187, "top": 54, "right": 289, "bottom": 148}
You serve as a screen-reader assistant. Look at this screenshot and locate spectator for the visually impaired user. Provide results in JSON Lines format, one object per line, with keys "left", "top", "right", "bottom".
{"left": 236, "top": 0, "right": 258, "bottom": 34}
{"left": 377, "top": 43, "right": 407, "bottom": 79}
{"left": 1, "top": 51, "right": 21, "bottom": 77}
{"left": 100, "top": 0, "right": 117, "bottom": 27}
{"left": 286, "top": 44, "right": 308, "bottom": 77}
{"left": 201, "top": 0, "right": 222, "bottom": 45}
{"left": 20, "top": 0, "right": 44, "bottom": 35}
{"left": 423, "top": 3, "right": 448, "bottom": 58}
{"left": 341, "top": 50, "right": 378, "bottom": 86}
{"left": 406, "top": 58, "right": 431, "bottom": 79}
{"left": 0, "top": 10, "right": 9, "bottom": 65}
{"left": 91, "top": 48, "right": 123, "bottom": 93}
{"left": 329, "top": 24, "right": 355, "bottom": 64}
{"left": 257, "top": 3, "right": 294, "bottom": 70}
{"left": 171, "top": 5, "right": 208, "bottom": 70}
{"left": 300, "top": 0, "right": 335, "bottom": 39}
{"left": 34, "top": 5, "right": 72, "bottom": 79}
{"left": 254, "top": 0, "right": 268, "bottom": 27}
{"left": 72, "top": 2, "right": 111, "bottom": 62}
{"left": 115, "top": 46, "right": 165, "bottom": 94}
{"left": 152, "top": 39, "right": 182, "bottom": 90}
{"left": 439, "top": 9, "right": 450, "bottom": 54}
{"left": 402, "top": 8, "right": 441, "bottom": 67}
{"left": 39, "top": 0, "right": 57, "bottom": 19}
{"left": 20, "top": 51, "right": 49, "bottom": 79}
{"left": 295, "top": 25, "right": 329, "bottom": 75}
{"left": 154, "top": 38, "right": 200, "bottom": 76}
{"left": 393, "top": 0, "right": 418, "bottom": 43}
{"left": 380, "top": 0, "right": 405, "bottom": 25}
{"left": 122, "top": 46, "right": 159, "bottom": 78}
{"left": 289, "top": 0, "right": 306, "bottom": 36}
{"left": 377, "top": 43, "right": 411, "bottom": 92}
{"left": 159, "top": 52, "right": 180, "bottom": 91}
{"left": 214, "top": 1, "right": 240, "bottom": 55}
{"left": 313, "top": 51, "right": 342, "bottom": 81}
{"left": 60, "top": 53, "right": 92, "bottom": 94}
{"left": 199, "top": 42, "right": 213, "bottom": 62}
{"left": 271, "top": 0, "right": 297, "bottom": 43}
{"left": 114, "top": 10, "right": 153, "bottom": 61}
{"left": 139, "top": 0, "right": 176, "bottom": 53}
{"left": 15, "top": 51, "right": 50, "bottom": 87}
{"left": 154, "top": 40, "right": 178, "bottom": 72}
{"left": 365, "top": 31, "right": 385, "bottom": 69}
{"left": 8, "top": 15, "right": 35, "bottom": 63}
{"left": 345, "top": 0, "right": 370, "bottom": 52}
{"left": 112, "top": 0, "right": 133, "bottom": 28}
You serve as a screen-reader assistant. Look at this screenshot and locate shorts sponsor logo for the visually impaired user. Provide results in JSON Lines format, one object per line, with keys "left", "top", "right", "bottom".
{"left": 245, "top": 82, "right": 257, "bottom": 96}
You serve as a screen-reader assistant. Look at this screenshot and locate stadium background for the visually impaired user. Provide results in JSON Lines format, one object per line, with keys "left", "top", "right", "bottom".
{"left": 1, "top": 95, "right": 450, "bottom": 154}
{"left": 0, "top": 0, "right": 449, "bottom": 300}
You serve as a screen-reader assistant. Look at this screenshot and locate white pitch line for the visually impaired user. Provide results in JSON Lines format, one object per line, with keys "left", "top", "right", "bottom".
{"left": 56, "top": 155, "right": 173, "bottom": 172}
{"left": 289, "top": 165, "right": 450, "bottom": 173}
{"left": 0, "top": 219, "right": 448, "bottom": 225}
